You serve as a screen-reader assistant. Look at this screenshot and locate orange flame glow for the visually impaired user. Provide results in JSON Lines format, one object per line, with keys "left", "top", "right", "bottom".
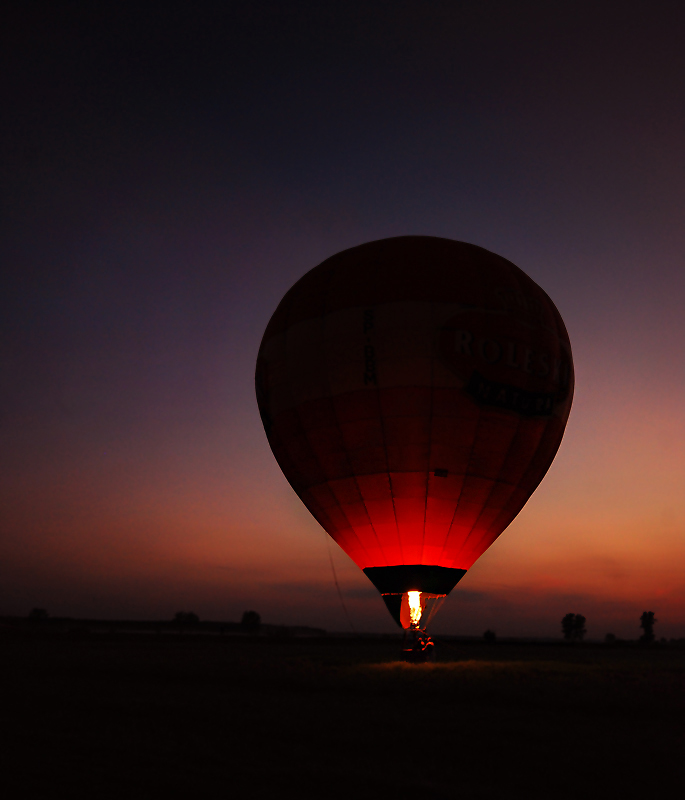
{"left": 408, "top": 591, "right": 422, "bottom": 627}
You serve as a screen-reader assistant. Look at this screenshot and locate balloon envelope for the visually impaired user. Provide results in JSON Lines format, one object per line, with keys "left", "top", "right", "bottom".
{"left": 256, "top": 237, "right": 573, "bottom": 628}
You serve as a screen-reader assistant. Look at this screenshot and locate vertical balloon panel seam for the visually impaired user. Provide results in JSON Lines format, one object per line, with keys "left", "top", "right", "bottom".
{"left": 437, "top": 396, "right": 485, "bottom": 567}
{"left": 354, "top": 255, "right": 399, "bottom": 566}
{"left": 463, "top": 413, "right": 524, "bottom": 540}
{"left": 285, "top": 268, "right": 375, "bottom": 568}
{"left": 367, "top": 259, "right": 403, "bottom": 566}
{"left": 470, "top": 256, "right": 573, "bottom": 549}
{"left": 455, "top": 417, "right": 526, "bottom": 562}
{"left": 499, "top": 253, "right": 574, "bottom": 520}
{"left": 484, "top": 421, "right": 556, "bottom": 544}
{"left": 476, "top": 420, "right": 549, "bottom": 549}
{"left": 355, "top": 293, "right": 403, "bottom": 565}
{"left": 314, "top": 289, "right": 377, "bottom": 565}
{"left": 438, "top": 259, "right": 534, "bottom": 566}
{"left": 373, "top": 315, "right": 405, "bottom": 566}
{"left": 456, "top": 261, "right": 556, "bottom": 561}
{"left": 420, "top": 299, "right": 438, "bottom": 565}
{"left": 320, "top": 271, "right": 388, "bottom": 567}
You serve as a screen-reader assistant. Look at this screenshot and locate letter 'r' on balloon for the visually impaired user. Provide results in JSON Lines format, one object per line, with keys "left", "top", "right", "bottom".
{"left": 256, "top": 237, "right": 574, "bottom": 629}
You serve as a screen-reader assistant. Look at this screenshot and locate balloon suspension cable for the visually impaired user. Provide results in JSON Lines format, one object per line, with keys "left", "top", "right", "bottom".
{"left": 326, "top": 535, "right": 356, "bottom": 634}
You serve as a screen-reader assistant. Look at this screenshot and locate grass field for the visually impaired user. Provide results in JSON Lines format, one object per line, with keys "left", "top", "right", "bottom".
{"left": 3, "top": 634, "right": 683, "bottom": 799}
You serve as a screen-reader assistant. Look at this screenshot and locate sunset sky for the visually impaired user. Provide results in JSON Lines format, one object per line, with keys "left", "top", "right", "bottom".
{"left": 2, "top": 2, "right": 684, "bottom": 638}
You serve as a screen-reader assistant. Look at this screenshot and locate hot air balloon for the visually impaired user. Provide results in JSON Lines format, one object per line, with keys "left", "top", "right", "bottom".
{"left": 256, "top": 237, "right": 573, "bottom": 652}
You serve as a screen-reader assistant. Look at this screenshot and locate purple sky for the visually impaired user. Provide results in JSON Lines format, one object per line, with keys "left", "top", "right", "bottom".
{"left": 2, "top": 2, "right": 684, "bottom": 637}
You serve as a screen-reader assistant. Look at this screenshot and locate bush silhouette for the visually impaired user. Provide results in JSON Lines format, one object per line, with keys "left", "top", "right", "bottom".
{"left": 28, "top": 608, "right": 49, "bottom": 622}
{"left": 173, "top": 612, "right": 200, "bottom": 629}
{"left": 483, "top": 629, "right": 496, "bottom": 643}
{"left": 241, "top": 610, "right": 261, "bottom": 633}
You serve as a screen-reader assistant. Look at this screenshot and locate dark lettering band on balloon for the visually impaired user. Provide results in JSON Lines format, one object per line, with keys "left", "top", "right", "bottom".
{"left": 449, "top": 329, "right": 570, "bottom": 389}
{"left": 465, "top": 371, "right": 555, "bottom": 416}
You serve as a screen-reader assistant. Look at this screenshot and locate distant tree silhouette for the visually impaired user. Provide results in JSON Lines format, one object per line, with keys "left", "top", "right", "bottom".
{"left": 28, "top": 608, "right": 49, "bottom": 622}
{"left": 561, "top": 613, "right": 575, "bottom": 640}
{"left": 483, "top": 629, "right": 496, "bottom": 643}
{"left": 241, "top": 610, "right": 261, "bottom": 633}
{"left": 604, "top": 633, "right": 617, "bottom": 644}
{"left": 173, "top": 611, "right": 200, "bottom": 630}
{"left": 562, "top": 613, "right": 586, "bottom": 642}
{"left": 640, "top": 611, "right": 656, "bottom": 644}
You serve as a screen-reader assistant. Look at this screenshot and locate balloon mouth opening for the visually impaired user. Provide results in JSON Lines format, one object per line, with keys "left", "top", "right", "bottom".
{"left": 364, "top": 566, "right": 465, "bottom": 629}
{"left": 364, "top": 565, "right": 466, "bottom": 595}
{"left": 382, "top": 591, "right": 447, "bottom": 630}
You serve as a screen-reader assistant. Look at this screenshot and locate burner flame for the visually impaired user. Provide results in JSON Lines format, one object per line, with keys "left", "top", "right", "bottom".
{"left": 408, "top": 591, "right": 422, "bottom": 627}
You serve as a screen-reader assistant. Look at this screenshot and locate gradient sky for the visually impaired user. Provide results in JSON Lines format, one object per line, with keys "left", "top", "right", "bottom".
{"left": 2, "top": 2, "right": 684, "bottom": 638}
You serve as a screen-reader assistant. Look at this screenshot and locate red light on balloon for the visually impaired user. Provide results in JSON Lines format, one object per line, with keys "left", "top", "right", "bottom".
{"left": 256, "top": 237, "right": 573, "bottom": 629}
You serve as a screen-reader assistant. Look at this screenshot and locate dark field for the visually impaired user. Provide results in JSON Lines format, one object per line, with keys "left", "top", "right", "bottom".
{"left": 3, "top": 635, "right": 683, "bottom": 799}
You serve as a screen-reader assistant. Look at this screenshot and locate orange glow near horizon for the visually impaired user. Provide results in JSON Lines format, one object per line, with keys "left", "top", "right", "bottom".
{"left": 2, "top": 370, "right": 684, "bottom": 639}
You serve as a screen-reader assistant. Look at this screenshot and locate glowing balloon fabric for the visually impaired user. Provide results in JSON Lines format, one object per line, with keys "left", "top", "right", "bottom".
{"left": 256, "top": 237, "right": 573, "bottom": 625}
